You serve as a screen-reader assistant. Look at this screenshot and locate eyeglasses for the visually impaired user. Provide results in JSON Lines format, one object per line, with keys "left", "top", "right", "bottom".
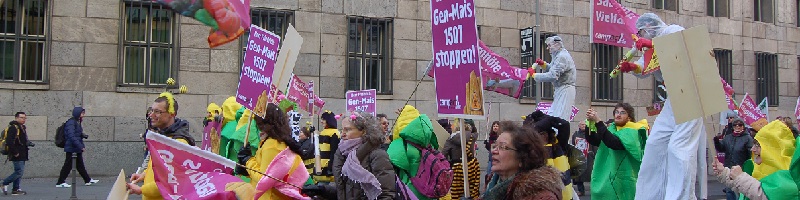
{"left": 613, "top": 110, "right": 628, "bottom": 115}
{"left": 733, "top": 124, "right": 745, "bottom": 127}
{"left": 150, "top": 109, "right": 167, "bottom": 116}
{"left": 491, "top": 143, "right": 517, "bottom": 151}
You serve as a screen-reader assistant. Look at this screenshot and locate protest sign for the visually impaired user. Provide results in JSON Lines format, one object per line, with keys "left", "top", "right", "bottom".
{"left": 236, "top": 25, "right": 280, "bottom": 117}
{"left": 430, "top": 0, "right": 484, "bottom": 118}
{"left": 591, "top": 0, "right": 639, "bottom": 47}
{"left": 346, "top": 89, "right": 377, "bottom": 116}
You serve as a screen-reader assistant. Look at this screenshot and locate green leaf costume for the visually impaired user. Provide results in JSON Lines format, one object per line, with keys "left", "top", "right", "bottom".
{"left": 589, "top": 120, "right": 648, "bottom": 200}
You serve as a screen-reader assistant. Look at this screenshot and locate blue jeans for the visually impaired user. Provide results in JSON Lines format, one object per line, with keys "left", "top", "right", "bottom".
{"left": 724, "top": 187, "right": 737, "bottom": 200}
{"left": 3, "top": 161, "right": 24, "bottom": 190}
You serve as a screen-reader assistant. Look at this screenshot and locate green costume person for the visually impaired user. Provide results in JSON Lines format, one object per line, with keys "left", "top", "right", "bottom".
{"left": 387, "top": 105, "right": 441, "bottom": 200}
{"left": 714, "top": 120, "right": 799, "bottom": 200}
{"left": 585, "top": 104, "right": 648, "bottom": 200}
{"left": 219, "top": 106, "right": 261, "bottom": 182}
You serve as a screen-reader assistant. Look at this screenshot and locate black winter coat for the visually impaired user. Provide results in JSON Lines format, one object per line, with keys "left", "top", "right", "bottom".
{"left": 714, "top": 132, "right": 753, "bottom": 168}
{"left": 5, "top": 121, "right": 28, "bottom": 161}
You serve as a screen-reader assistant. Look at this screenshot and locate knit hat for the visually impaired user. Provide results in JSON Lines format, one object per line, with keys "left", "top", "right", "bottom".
{"left": 321, "top": 110, "right": 338, "bottom": 129}
{"left": 437, "top": 119, "right": 452, "bottom": 134}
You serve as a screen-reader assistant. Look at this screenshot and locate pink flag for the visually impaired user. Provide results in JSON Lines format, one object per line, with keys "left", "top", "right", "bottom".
{"left": 738, "top": 93, "right": 768, "bottom": 130}
{"left": 570, "top": 106, "right": 580, "bottom": 121}
{"left": 721, "top": 78, "right": 738, "bottom": 110}
{"left": 145, "top": 131, "right": 243, "bottom": 200}
{"left": 286, "top": 75, "right": 325, "bottom": 114}
{"left": 536, "top": 102, "right": 552, "bottom": 114}
{"left": 591, "top": 0, "right": 639, "bottom": 47}
{"left": 795, "top": 97, "right": 800, "bottom": 125}
{"left": 254, "top": 149, "right": 311, "bottom": 200}
{"left": 428, "top": 40, "right": 528, "bottom": 98}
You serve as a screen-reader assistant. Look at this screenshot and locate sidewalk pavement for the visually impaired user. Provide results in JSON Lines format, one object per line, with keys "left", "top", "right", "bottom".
{"left": 0, "top": 176, "right": 141, "bottom": 200}
{"left": 0, "top": 175, "right": 729, "bottom": 200}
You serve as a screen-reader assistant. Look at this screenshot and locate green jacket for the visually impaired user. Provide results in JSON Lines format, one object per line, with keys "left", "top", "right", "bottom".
{"left": 588, "top": 120, "right": 648, "bottom": 200}
{"left": 387, "top": 107, "right": 439, "bottom": 200}
{"left": 219, "top": 107, "right": 261, "bottom": 182}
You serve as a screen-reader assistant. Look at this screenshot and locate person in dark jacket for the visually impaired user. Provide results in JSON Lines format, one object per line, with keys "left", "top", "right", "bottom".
{"left": 570, "top": 120, "right": 595, "bottom": 196}
{"left": 128, "top": 93, "right": 197, "bottom": 198}
{"left": 299, "top": 124, "right": 316, "bottom": 173}
{"left": 56, "top": 107, "right": 98, "bottom": 188}
{"left": 1, "top": 112, "right": 32, "bottom": 195}
{"left": 333, "top": 111, "right": 396, "bottom": 200}
{"left": 781, "top": 117, "right": 799, "bottom": 138}
{"left": 713, "top": 119, "right": 753, "bottom": 200}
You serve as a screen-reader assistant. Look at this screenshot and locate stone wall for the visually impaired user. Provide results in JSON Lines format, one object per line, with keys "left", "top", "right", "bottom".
{"left": 0, "top": 0, "right": 797, "bottom": 177}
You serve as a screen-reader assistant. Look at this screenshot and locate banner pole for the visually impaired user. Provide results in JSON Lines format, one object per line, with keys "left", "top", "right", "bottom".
{"left": 243, "top": 113, "right": 254, "bottom": 147}
{"left": 459, "top": 119, "right": 470, "bottom": 197}
{"left": 312, "top": 92, "right": 322, "bottom": 174}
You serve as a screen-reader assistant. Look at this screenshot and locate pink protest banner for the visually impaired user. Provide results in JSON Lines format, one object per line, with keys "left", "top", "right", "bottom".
{"left": 201, "top": 121, "right": 222, "bottom": 153}
{"left": 236, "top": 25, "right": 280, "bottom": 117}
{"left": 145, "top": 131, "right": 242, "bottom": 200}
{"left": 154, "top": 0, "right": 250, "bottom": 48}
{"left": 430, "top": 0, "right": 484, "bottom": 118}
{"left": 267, "top": 84, "right": 284, "bottom": 104}
{"left": 286, "top": 75, "right": 325, "bottom": 114}
{"left": 478, "top": 40, "right": 527, "bottom": 98}
{"left": 721, "top": 78, "right": 737, "bottom": 110}
{"left": 536, "top": 102, "right": 552, "bottom": 114}
{"left": 346, "top": 89, "right": 377, "bottom": 116}
{"left": 570, "top": 106, "right": 580, "bottom": 121}
{"left": 427, "top": 40, "right": 528, "bottom": 99}
{"left": 591, "top": 0, "right": 639, "bottom": 48}
{"left": 738, "top": 93, "right": 768, "bottom": 130}
{"left": 795, "top": 96, "right": 800, "bottom": 125}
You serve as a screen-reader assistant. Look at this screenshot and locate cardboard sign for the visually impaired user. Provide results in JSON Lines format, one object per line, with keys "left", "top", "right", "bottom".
{"left": 106, "top": 169, "right": 129, "bottom": 200}
{"left": 653, "top": 25, "right": 727, "bottom": 124}
{"left": 346, "top": 89, "right": 377, "bottom": 116}
{"left": 236, "top": 25, "right": 280, "bottom": 117}
{"left": 591, "top": 0, "right": 639, "bottom": 47}
{"left": 272, "top": 24, "right": 303, "bottom": 94}
{"left": 430, "top": 0, "right": 484, "bottom": 118}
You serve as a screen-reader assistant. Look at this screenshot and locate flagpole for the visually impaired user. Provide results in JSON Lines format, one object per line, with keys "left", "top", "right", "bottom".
{"left": 459, "top": 119, "right": 470, "bottom": 197}
{"left": 235, "top": 163, "right": 303, "bottom": 190}
{"left": 243, "top": 113, "right": 253, "bottom": 148}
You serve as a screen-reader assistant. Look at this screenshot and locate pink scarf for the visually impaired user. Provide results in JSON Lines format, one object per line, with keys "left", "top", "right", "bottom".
{"left": 339, "top": 138, "right": 382, "bottom": 200}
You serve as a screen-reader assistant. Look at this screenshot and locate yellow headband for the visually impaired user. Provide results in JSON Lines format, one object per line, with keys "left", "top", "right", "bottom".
{"left": 159, "top": 92, "right": 176, "bottom": 114}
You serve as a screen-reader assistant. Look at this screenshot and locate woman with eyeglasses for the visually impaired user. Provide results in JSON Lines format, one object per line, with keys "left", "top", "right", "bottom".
{"left": 482, "top": 121, "right": 563, "bottom": 200}
{"left": 333, "top": 111, "right": 396, "bottom": 200}
{"left": 712, "top": 120, "right": 799, "bottom": 200}
{"left": 584, "top": 103, "right": 649, "bottom": 200}
{"left": 713, "top": 118, "right": 754, "bottom": 199}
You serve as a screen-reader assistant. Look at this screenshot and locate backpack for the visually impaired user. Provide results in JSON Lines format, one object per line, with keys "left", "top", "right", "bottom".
{"left": 1, "top": 125, "right": 20, "bottom": 155}
{"left": 567, "top": 144, "right": 587, "bottom": 179}
{"left": 54, "top": 121, "right": 67, "bottom": 148}
{"left": 404, "top": 141, "right": 453, "bottom": 198}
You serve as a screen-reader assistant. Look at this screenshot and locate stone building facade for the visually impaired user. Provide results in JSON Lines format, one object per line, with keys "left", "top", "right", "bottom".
{"left": 0, "top": 0, "right": 797, "bottom": 177}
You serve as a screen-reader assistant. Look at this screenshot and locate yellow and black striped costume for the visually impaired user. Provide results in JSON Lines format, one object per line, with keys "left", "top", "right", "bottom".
{"left": 310, "top": 128, "right": 340, "bottom": 183}
{"left": 450, "top": 133, "right": 481, "bottom": 199}
{"left": 546, "top": 143, "right": 573, "bottom": 200}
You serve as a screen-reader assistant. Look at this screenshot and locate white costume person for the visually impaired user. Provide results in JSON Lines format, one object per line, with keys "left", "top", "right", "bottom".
{"left": 619, "top": 13, "right": 708, "bottom": 200}
{"left": 532, "top": 36, "right": 576, "bottom": 121}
